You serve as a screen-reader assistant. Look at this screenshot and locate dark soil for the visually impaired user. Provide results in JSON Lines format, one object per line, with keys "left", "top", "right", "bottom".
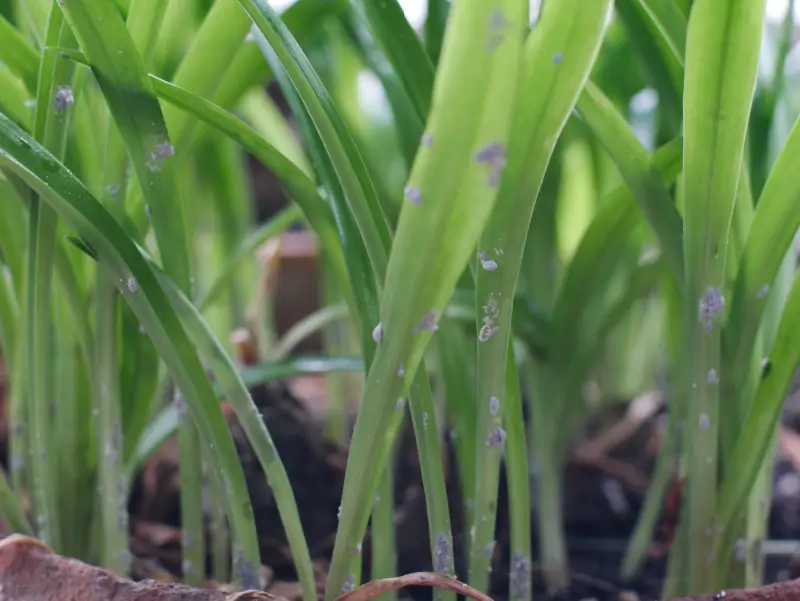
{"left": 120, "top": 375, "right": 800, "bottom": 601}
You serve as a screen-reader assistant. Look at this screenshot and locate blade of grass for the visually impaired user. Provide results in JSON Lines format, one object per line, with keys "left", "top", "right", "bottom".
{"left": 0, "top": 263, "right": 18, "bottom": 376}
{"left": 406, "top": 368, "right": 456, "bottom": 601}
{"left": 724, "top": 111, "right": 800, "bottom": 427}
{"left": 371, "top": 466, "right": 397, "bottom": 601}
{"left": 631, "top": 0, "right": 687, "bottom": 65}
{"left": 424, "top": 0, "right": 450, "bottom": 65}
{"left": 471, "top": 0, "right": 613, "bottom": 591}
{"left": 64, "top": 1, "right": 246, "bottom": 576}
{"left": 0, "top": 66, "right": 33, "bottom": 131}
{"left": 348, "top": 0, "right": 433, "bottom": 124}
{"left": 199, "top": 203, "right": 305, "bottom": 311}
{"left": 62, "top": 0, "right": 194, "bottom": 575}
{"left": 205, "top": 0, "right": 349, "bottom": 114}
{"left": 550, "top": 137, "right": 682, "bottom": 368}
{"left": 0, "top": 109, "right": 263, "bottom": 589}
{"left": 125, "top": 0, "right": 169, "bottom": 65}
{"left": 26, "top": 6, "right": 79, "bottom": 553}
{"left": 504, "top": 343, "right": 531, "bottom": 601}
{"left": 0, "top": 14, "right": 39, "bottom": 91}
{"left": 713, "top": 270, "right": 800, "bottom": 586}
{"left": 337, "top": 11, "right": 423, "bottom": 171}
{"left": 147, "top": 75, "right": 351, "bottom": 313}
{"left": 160, "top": 0, "right": 251, "bottom": 154}
{"left": 614, "top": 0, "right": 683, "bottom": 134}
{"left": 255, "top": 33, "right": 379, "bottom": 367}
{"left": 253, "top": 28, "right": 385, "bottom": 588}
{"left": 137, "top": 262, "right": 332, "bottom": 601}
{"left": 12, "top": 0, "right": 48, "bottom": 51}
{"left": 237, "top": 87, "right": 312, "bottom": 176}
{"left": 239, "top": 0, "right": 393, "bottom": 280}
{"left": 119, "top": 302, "right": 160, "bottom": 463}
{"left": 437, "top": 322, "right": 477, "bottom": 523}
{"left": 270, "top": 304, "right": 349, "bottom": 360}
{"left": 681, "top": 0, "right": 765, "bottom": 591}
{"left": 326, "top": 0, "right": 528, "bottom": 596}
{"left": 575, "top": 81, "right": 683, "bottom": 280}
{"left": 252, "top": 22, "right": 454, "bottom": 599}
{"left": 0, "top": 175, "right": 28, "bottom": 289}
{"left": 0, "top": 466, "right": 32, "bottom": 535}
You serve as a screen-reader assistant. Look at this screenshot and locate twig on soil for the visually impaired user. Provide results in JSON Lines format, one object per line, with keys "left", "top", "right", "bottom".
{"left": 568, "top": 453, "right": 649, "bottom": 492}
{"left": 573, "top": 391, "right": 664, "bottom": 460}
{"left": 334, "top": 573, "right": 492, "bottom": 601}
{"left": 668, "top": 579, "right": 800, "bottom": 601}
{"left": 0, "top": 534, "right": 283, "bottom": 601}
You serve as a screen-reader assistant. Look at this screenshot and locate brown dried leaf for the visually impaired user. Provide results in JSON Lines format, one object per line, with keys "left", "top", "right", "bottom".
{"left": 334, "top": 573, "right": 494, "bottom": 601}
{"left": 0, "top": 535, "right": 284, "bottom": 601}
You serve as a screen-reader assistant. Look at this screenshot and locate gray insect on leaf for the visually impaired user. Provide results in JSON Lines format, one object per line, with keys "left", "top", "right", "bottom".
{"left": 486, "top": 427, "right": 507, "bottom": 447}
{"left": 53, "top": 86, "right": 74, "bottom": 113}
{"left": 475, "top": 142, "right": 507, "bottom": 187}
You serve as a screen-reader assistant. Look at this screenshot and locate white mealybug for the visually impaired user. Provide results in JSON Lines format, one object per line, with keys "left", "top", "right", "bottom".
{"left": 404, "top": 186, "right": 421, "bottom": 205}
{"left": 486, "top": 427, "right": 507, "bottom": 447}
{"left": 53, "top": 86, "right": 74, "bottom": 113}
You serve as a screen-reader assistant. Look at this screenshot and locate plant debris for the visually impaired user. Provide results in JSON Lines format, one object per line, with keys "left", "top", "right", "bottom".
{"left": 0, "top": 534, "right": 282, "bottom": 601}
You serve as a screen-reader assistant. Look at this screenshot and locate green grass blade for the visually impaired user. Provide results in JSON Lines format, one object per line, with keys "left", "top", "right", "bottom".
{"left": 270, "top": 304, "right": 349, "bottom": 360}
{"left": 724, "top": 113, "right": 800, "bottom": 418}
{"left": 371, "top": 468, "right": 397, "bottom": 599}
{"left": 257, "top": 33, "right": 379, "bottom": 367}
{"left": 61, "top": 0, "right": 205, "bottom": 576}
{"left": 239, "top": 0, "right": 392, "bottom": 279}
{"left": 0, "top": 14, "right": 39, "bottom": 91}
{"left": 424, "top": 0, "right": 450, "bottom": 65}
{"left": 0, "top": 175, "right": 28, "bottom": 290}
{"left": 615, "top": 0, "right": 683, "bottom": 132}
{"left": 471, "top": 0, "right": 613, "bottom": 591}
{"left": 58, "top": 0, "right": 191, "bottom": 290}
{"left": 713, "top": 271, "right": 800, "bottom": 585}
{"left": 150, "top": 267, "right": 318, "bottom": 601}
{"left": 209, "top": 0, "right": 348, "bottom": 113}
{"left": 338, "top": 12, "right": 423, "bottom": 171}
{"left": 0, "top": 262, "right": 18, "bottom": 373}
{"left": 0, "top": 466, "right": 33, "bottom": 535}
{"left": 237, "top": 86, "right": 312, "bottom": 176}
{"left": 326, "top": 0, "right": 528, "bottom": 596}
{"left": 622, "top": 419, "right": 675, "bottom": 578}
{"left": 632, "top": 0, "right": 688, "bottom": 65}
{"left": 550, "top": 138, "right": 682, "bottom": 365}
{"left": 161, "top": 0, "right": 251, "bottom": 153}
{"left": 119, "top": 303, "right": 160, "bottom": 462}
{"left": 681, "top": 0, "right": 765, "bottom": 591}
{"left": 575, "top": 82, "right": 683, "bottom": 280}
{"left": 437, "top": 322, "right": 477, "bottom": 520}
{"left": 26, "top": 7, "right": 79, "bottom": 553}
{"left": 125, "top": 0, "right": 169, "bottom": 65}
{"left": 348, "top": 0, "right": 433, "bottom": 123}
{"left": 147, "top": 75, "right": 351, "bottom": 311}
{"left": 199, "top": 203, "right": 305, "bottom": 311}
{"left": 406, "top": 368, "right": 455, "bottom": 601}
{"left": 0, "top": 66, "right": 33, "bottom": 131}
{"left": 0, "top": 111, "right": 263, "bottom": 589}
{"left": 504, "top": 343, "right": 531, "bottom": 601}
